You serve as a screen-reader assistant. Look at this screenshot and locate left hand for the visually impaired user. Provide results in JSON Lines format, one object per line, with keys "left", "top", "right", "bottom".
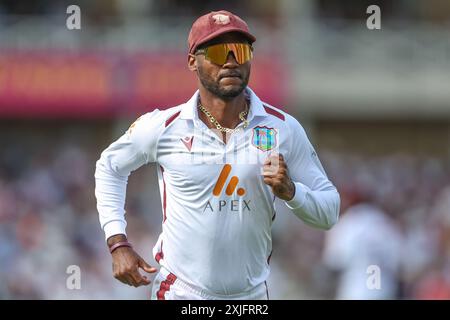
{"left": 262, "top": 153, "right": 296, "bottom": 201}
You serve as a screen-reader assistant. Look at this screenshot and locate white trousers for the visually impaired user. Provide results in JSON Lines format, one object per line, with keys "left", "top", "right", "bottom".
{"left": 151, "top": 267, "right": 269, "bottom": 300}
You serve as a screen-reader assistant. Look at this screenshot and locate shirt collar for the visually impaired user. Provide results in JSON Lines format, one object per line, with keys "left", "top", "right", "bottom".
{"left": 179, "top": 86, "right": 268, "bottom": 122}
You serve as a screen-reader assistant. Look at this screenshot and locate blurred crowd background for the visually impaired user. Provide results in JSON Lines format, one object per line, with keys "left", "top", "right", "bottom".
{"left": 1, "top": 0, "right": 450, "bottom": 299}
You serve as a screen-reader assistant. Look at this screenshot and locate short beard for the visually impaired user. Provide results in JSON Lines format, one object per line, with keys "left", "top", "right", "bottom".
{"left": 197, "top": 67, "right": 250, "bottom": 100}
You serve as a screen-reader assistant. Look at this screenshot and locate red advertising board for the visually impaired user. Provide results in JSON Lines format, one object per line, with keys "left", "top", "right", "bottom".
{"left": 0, "top": 50, "right": 287, "bottom": 118}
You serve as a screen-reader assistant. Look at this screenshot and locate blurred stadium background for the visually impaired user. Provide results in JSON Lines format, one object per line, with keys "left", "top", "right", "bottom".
{"left": 1, "top": 0, "right": 450, "bottom": 299}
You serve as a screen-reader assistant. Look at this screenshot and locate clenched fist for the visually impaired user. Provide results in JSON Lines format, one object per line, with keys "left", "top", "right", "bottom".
{"left": 262, "top": 153, "right": 296, "bottom": 201}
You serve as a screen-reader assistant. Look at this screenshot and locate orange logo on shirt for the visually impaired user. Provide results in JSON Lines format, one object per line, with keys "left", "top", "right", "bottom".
{"left": 213, "top": 164, "right": 245, "bottom": 196}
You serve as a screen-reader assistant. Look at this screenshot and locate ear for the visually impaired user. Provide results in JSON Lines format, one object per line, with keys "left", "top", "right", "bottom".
{"left": 188, "top": 54, "right": 197, "bottom": 72}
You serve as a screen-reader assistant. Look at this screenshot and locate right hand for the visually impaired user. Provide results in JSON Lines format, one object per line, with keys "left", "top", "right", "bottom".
{"left": 109, "top": 236, "right": 157, "bottom": 287}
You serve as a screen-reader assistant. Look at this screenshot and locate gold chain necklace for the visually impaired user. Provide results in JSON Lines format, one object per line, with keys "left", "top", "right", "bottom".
{"left": 198, "top": 102, "right": 249, "bottom": 133}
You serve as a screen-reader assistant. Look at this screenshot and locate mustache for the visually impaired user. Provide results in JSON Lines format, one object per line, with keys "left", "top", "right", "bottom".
{"left": 219, "top": 71, "right": 242, "bottom": 80}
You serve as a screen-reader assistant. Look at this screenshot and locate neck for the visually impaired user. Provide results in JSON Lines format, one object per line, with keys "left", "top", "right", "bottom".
{"left": 198, "top": 86, "right": 247, "bottom": 129}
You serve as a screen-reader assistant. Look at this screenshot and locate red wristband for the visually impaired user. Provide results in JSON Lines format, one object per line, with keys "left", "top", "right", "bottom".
{"left": 109, "top": 241, "right": 132, "bottom": 254}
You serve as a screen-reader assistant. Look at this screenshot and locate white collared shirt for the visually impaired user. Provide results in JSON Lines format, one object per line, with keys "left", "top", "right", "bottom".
{"left": 95, "top": 87, "right": 340, "bottom": 295}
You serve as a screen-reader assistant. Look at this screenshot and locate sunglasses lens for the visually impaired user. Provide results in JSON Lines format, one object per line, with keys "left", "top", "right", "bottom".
{"left": 205, "top": 44, "right": 229, "bottom": 65}
{"left": 229, "top": 43, "right": 253, "bottom": 64}
{"left": 204, "top": 43, "right": 253, "bottom": 65}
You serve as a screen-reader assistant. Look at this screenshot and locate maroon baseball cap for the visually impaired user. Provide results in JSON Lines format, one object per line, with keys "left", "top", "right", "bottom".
{"left": 188, "top": 10, "right": 256, "bottom": 54}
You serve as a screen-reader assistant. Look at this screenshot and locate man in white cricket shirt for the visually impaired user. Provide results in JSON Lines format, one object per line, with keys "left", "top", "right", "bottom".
{"left": 95, "top": 10, "right": 340, "bottom": 300}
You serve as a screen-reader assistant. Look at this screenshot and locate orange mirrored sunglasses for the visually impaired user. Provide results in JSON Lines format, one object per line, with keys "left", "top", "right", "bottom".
{"left": 195, "top": 43, "right": 253, "bottom": 65}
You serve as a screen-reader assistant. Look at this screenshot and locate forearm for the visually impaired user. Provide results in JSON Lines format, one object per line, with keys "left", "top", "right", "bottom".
{"left": 285, "top": 181, "right": 340, "bottom": 230}
{"left": 95, "top": 157, "right": 129, "bottom": 240}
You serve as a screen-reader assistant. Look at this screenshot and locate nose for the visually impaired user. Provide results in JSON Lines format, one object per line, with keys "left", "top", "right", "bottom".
{"left": 222, "top": 52, "right": 239, "bottom": 68}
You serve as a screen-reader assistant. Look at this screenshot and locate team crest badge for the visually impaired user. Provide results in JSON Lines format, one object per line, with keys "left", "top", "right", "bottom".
{"left": 252, "top": 126, "right": 277, "bottom": 151}
{"left": 212, "top": 14, "right": 230, "bottom": 25}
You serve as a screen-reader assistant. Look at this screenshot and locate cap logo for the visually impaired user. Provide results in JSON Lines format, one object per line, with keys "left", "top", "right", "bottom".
{"left": 212, "top": 14, "right": 230, "bottom": 25}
